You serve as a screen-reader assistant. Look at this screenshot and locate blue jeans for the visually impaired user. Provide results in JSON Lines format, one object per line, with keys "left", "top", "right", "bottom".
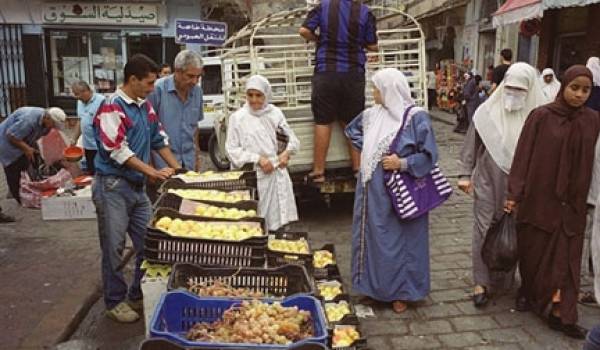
{"left": 92, "top": 175, "right": 151, "bottom": 309}
{"left": 585, "top": 325, "right": 600, "bottom": 350}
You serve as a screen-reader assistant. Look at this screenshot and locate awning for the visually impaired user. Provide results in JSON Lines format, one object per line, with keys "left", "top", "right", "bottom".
{"left": 543, "top": 0, "right": 600, "bottom": 9}
{"left": 408, "top": 0, "right": 471, "bottom": 20}
{"left": 493, "top": 0, "right": 543, "bottom": 28}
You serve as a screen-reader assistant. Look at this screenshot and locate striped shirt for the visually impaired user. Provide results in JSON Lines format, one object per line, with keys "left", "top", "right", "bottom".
{"left": 93, "top": 89, "right": 169, "bottom": 184}
{"left": 302, "top": 0, "right": 377, "bottom": 73}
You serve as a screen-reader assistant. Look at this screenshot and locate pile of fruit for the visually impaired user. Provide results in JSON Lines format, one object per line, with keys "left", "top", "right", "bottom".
{"left": 187, "top": 279, "right": 265, "bottom": 298}
{"left": 313, "top": 250, "right": 335, "bottom": 268}
{"left": 268, "top": 239, "right": 310, "bottom": 254}
{"left": 317, "top": 281, "right": 342, "bottom": 301}
{"left": 168, "top": 189, "right": 251, "bottom": 203}
{"left": 186, "top": 300, "right": 314, "bottom": 344}
{"left": 324, "top": 301, "right": 351, "bottom": 323}
{"left": 155, "top": 216, "right": 263, "bottom": 241}
{"left": 332, "top": 326, "right": 360, "bottom": 348}
{"left": 181, "top": 170, "right": 244, "bottom": 181}
{"left": 193, "top": 203, "right": 257, "bottom": 219}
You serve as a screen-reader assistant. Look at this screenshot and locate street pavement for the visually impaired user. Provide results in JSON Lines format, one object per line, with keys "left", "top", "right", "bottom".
{"left": 2, "top": 109, "right": 600, "bottom": 349}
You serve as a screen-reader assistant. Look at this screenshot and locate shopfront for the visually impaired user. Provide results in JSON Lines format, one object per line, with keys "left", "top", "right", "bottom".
{"left": 538, "top": 2, "right": 600, "bottom": 76}
{"left": 39, "top": 2, "right": 187, "bottom": 112}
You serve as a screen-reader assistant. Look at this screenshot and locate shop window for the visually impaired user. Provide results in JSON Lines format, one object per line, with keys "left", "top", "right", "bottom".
{"left": 91, "top": 32, "right": 123, "bottom": 93}
{"left": 48, "top": 31, "right": 88, "bottom": 97}
{"left": 48, "top": 30, "right": 124, "bottom": 96}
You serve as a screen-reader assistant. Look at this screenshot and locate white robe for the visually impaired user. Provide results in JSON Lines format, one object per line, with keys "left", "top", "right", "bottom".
{"left": 588, "top": 137, "right": 600, "bottom": 303}
{"left": 225, "top": 106, "right": 300, "bottom": 231}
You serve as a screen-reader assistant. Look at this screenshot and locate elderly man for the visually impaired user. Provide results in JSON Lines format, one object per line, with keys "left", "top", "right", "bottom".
{"left": 71, "top": 80, "right": 105, "bottom": 174}
{"left": 148, "top": 50, "right": 203, "bottom": 171}
{"left": 0, "top": 106, "right": 66, "bottom": 203}
{"left": 93, "top": 54, "right": 180, "bottom": 323}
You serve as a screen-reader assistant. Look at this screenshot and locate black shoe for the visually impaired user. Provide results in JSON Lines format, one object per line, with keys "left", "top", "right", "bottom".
{"left": 0, "top": 212, "right": 15, "bottom": 223}
{"left": 472, "top": 288, "right": 489, "bottom": 308}
{"left": 548, "top": 314, "right": 588, "bottom": 339}
{"left": 515, "top": 295, "right": 531, "bottom": 312}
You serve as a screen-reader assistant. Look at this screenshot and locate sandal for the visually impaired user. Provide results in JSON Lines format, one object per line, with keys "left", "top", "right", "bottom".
{"left": 392, "top": 300, "right": 408, "bottom": 314}
{"left": 578, "top": 291, "right": 596, "bottom": 304}
{"left": 305, "top": 172, "right": 325, "bottom": 184}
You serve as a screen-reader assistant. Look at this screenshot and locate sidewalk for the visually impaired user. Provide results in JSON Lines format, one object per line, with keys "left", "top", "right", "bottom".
{"left": 0, "top": 193, "right": 101, "bottom": 349}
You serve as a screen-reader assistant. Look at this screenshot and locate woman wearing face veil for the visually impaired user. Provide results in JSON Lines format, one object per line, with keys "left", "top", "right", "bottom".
{"left": 506, "top": 65, "right": 600, "bottom": 339}
{"left": 458, "top": 63, "right": 547, "bottom": 308}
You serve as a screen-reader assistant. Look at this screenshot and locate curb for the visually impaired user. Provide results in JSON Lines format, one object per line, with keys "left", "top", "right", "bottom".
{"left": 18, "top": 247, "right": 136, "bottom": 350}
{"left": 57, "top": 247, "right": 136, "bottom": 344}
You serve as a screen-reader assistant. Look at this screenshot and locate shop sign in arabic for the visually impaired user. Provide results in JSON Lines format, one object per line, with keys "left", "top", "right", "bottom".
{"left": 175, "top": 19, "right": 227, "bottom": 46}
{"left": 43, "top": 3, "right": 159, "bottom": 25}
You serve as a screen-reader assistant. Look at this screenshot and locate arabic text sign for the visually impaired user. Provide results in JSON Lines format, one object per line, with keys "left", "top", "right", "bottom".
{"left": 176, "top": 20, "right": 227, "bottom": 46}
{"left": 43, "top": 3, "right": 159, "bottom": 26}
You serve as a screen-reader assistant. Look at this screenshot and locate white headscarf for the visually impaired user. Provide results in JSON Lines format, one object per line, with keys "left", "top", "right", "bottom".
{"left": 361, "top": 68, "right": 425, "bottom": 183}
{"left": 473, "top": 62, "right": 547, "bottom": 174}
{"left": 244, "top": 75, "right": 273, "bottom": 117}
{"left": 540, "top": 68, "right": 561, "bottom": 102}
{"left": 587, "top": 57, "right": 600, "bottom": 87}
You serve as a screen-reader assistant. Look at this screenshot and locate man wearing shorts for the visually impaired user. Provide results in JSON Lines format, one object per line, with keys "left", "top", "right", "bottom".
{"left": 299, "top": 0, "right": 378, "bottom": 182}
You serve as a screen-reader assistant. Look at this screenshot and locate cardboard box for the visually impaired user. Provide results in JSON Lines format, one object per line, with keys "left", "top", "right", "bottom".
{"left": 41, "top": 192, "right": 96, "bottom": 220}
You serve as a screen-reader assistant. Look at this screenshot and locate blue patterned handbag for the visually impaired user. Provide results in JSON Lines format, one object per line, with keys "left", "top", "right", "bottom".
{"left": 383, "top": 106, "right": 452, "bottom": 220}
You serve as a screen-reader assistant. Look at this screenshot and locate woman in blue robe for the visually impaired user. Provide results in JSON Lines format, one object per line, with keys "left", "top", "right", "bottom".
{"left": 345, "top": 68, "right": 439, "bottom": 313}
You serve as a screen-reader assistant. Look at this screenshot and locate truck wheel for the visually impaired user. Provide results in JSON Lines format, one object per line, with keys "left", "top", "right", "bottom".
{"left": 208, "top": 133, "right": 230, "bottom": 170}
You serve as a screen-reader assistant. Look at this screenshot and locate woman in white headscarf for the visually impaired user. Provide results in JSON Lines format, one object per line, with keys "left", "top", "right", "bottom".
{"left": 458, "top": 62, "right": 546, "bottom": 308}
{"left": 586, "top": 57, "right": 600, "bottom": 112}
{"left": 225, "top": 75, "right": 300, "bottom": 231}
{"left": 540, "top": 68, "right": 561, "bottom": 102}
{"left": 345, "top": 68, "right": 439, "bottom": 313}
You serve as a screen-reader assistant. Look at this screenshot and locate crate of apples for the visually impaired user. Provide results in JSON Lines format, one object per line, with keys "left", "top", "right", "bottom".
{"left": 332, "top": 326, "right": 361, "bottom": 348}
{"left": 325, "top": 301, "right": 352, "bottom": 323}
{"left": 316, "top": 280, "right": 343, "bottom": 301}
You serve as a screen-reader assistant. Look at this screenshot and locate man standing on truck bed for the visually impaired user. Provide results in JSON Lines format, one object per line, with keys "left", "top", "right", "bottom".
{"left": 299, "top": 0, "right": 378, "bottom": 183}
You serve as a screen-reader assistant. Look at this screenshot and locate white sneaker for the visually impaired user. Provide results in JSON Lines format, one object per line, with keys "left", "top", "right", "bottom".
{"left": 106, "top": 301, "right": 140, "bottom": 323}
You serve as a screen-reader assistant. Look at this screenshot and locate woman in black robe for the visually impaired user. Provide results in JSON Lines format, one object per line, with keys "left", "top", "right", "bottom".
{"left": 506, "top": 65, "right": 600, "bottom": 339}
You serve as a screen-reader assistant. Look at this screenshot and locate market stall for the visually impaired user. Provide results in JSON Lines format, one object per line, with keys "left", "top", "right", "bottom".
{"left": 139, "top": 170, "right": 366, "bottom": 350}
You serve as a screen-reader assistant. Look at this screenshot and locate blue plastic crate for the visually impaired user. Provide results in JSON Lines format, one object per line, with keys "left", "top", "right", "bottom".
{"left": 150, "top": 291, "right": 328, "bottom": 349}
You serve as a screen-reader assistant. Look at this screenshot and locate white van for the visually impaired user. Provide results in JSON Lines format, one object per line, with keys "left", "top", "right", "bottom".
{"left": 197, "top": 56, "right": 224, "bottom": 147}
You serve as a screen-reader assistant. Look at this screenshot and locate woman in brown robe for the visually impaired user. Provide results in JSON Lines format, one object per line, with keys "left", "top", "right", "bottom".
{"left": 506, "top": 65, "right": 600, "bottom": 339}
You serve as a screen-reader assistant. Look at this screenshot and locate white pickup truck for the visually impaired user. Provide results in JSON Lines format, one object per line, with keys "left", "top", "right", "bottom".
{"left": 206, "top": 6, "right": 427, "bottom": 197}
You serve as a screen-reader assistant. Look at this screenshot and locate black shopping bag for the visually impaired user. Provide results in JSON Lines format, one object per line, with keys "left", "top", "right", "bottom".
{"left": 481, "top": 213, "right": 518, "bottom": 272}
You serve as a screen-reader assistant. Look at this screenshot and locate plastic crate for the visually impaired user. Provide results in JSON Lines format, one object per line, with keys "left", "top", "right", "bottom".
{"left": 267, "top": 232, "right": 313, "bottom": 272}
{"left": 159, "top": 172, "right": 257, "bottom": 193}
{"left": 150, "top": 208, "right": 268, "bottom": 245}
{"left": 329, "top": 321, "right": 367, "bottom": 350}
{"left": 321, "top": 295, "right": 360, "bottom": 328}
{"left": 167, "top": 263, "right": 315, "bottom": 298}
{"left": 312, "top": 244, "right": 340, "bottom": 280}
{"left": 154, "top": 192, "right": 259, "bottom": 212}
{"left": 144, "top": 222, "right": 266, "bottom": 267}
{"left": 140, "top": 338, "right": 329, "bottom": 350}
{"left": 149, "top": 291, "right": 328, "bottom": 349}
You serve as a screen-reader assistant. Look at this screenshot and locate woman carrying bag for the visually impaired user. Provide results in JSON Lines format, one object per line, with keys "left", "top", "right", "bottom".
{"left": 458, "top": 63, "right": 546, "bottom": 308}
{"left": 345, "top": 68, "right": 442, "bottom": 313}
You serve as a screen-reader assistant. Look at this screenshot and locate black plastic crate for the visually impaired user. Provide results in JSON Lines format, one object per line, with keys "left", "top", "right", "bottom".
{"left": 167, "top": 263, "right": 315, "bottom": 298}
{"left": 154, "top": 192, "right": 259, "bottom": 212}
{"left": 313, "top": 244, "right": 341, "bottom": 280}
{"left": 159, "top": 172, "right": 257, "bottom": 192}
{"left": 149, "top": 208, "right": 268, "bottom": 245}
{"left": 266, "top": 231, "right": 313, "bottom": 272}
{"left": 321, "top": 294, "right": 360, "bottom": 328}
{"left": 329, "top": 320, "right": 367, "bottom": 350}
{"left": 144, "top": 219, "right": 266, "bottom": 267}
{"left": 315, "top": 280, "right": 345, "bottom": 302}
